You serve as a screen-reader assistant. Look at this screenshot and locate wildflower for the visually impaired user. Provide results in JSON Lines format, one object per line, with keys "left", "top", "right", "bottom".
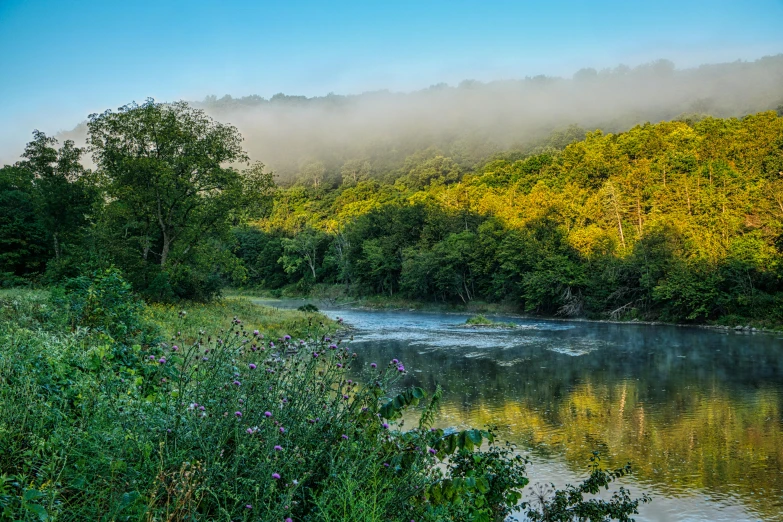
{"left": 336, "top": 363, "right": 343, "bottom": 368}
{"left": 202, "top": 357, "right": 209, "bottom": 362}
{"left": 149, "top": 355, "right": 155, "bottom": 360}
{"left": 235, "top": 411, "right": 242, "bottom": 417}
{"left": 286, "top": 518, "right": 293, "bottom": 522}
{"left": 392, "top": 359, "right": 399, "bottom": 364}
{"left": 274, "top": 445, "right": 283, "bottom": 451}
{"left": 282, "top": 398, "right": 288, "bottom": 403}
{"left": 189, "top": 403, "right": 197, "bottom": 410}
{"left": 199, "top": 406, "right": 206, "bottom": 411}
{"left": 325, "top": 336, "right": 331, "bottom": 342}
{"left": 329, "top": 344, "right": 337, "bottom": 350}
{"left": 233, "top": 380, "right": 241, "bottom": 386}
{"left": 249, "top": 363, "right": 257, "bottom": 370}
{"left": 265, "top": 411, "right": 273, "bottom": 418}
{"left": 383, "top": 462, "right": 390, "bottom": 467}
{"left": 239, "top": 399, "right": 244, "bottom": 403}
{"left": 361, "top": 407, "right": 368, "bottom": 412}
{"left": 341, "top": 434, "right": 349, "bottom": 440}
{"left": 284, "top": 334, "right": 291, "bottom": 341}
{"left": 158, "top": 358, "right": 166, "bottom": 364}
{"left": 272, "top": 473, "right": 281, "bottom": 480}
{"left": 279, "top": 427, "right": 286, "bottom": 433}
{"left": 246, "top": 428, "right": 254, "bottom": 434}
{"left": 343, "top": 395, "right": 349, "bottom": 400}
{"left": 269, "top": 341, "right": 275, "bottom": 347}
{"left": 172, "top": 345, "right": 179, "bottom": 351}
{"left": 253, "top": 330, "right": 260, "bottom": 337}
{"left": 429, "top": 448, "right": 437, "bottom": 454}
{"left": 382, "top": 423, "right": 389, "bottom": 429}
{"left": 245, "top": 504, "right": 252, "bottom": 509}
{"left": 397, "top": 366, "right": 405, "bottom": 372}
{"left": 312, "top": 352, "right": 319, "bottom": 358}
{"left": 371, "top": 362, "right": 377, "bottom": 368}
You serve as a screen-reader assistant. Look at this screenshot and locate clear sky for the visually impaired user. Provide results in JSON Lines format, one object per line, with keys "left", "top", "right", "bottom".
{"left": 1, "top": 0, "right": 782, "bottom": 161}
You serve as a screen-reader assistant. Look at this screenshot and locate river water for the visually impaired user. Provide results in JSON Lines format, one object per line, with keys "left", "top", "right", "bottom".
{"left": 257, "top": 300, "right": 783, "bottom": 521}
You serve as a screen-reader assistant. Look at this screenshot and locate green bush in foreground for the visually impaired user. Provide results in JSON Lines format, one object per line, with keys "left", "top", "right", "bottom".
{"left": 0, "top": 287, "right": 648, "bottom": 521}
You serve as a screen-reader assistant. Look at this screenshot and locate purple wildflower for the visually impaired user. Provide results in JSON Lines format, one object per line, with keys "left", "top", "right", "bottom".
{"left": 265, "top": 411, "right": 272, "bottom": 418}
{"left": 249, "top": 363, "right": 257, "bottom": 370}
{"left": 279, "top": 427, "right": 285, "bottom": 433}
{"left": 233, "top": 380, "right": 241, "bottom": 386}
{"left": 336, "top": 363, "right": 343, "bottom": 368}
{"left": 371, "top": 362, "right": 377, "bottom": 368}
{"left": 274, "top": 445, "right": 283, "bottom": 451}
{"left": 158, "top": 358, "right": 166, "bottom": 364}
{"left": 199, "top": 406, "right": 205, "bottom": 411}
{"left": 272, "top": 473, "right": 281, "bottom": 480}
{"left": 284, "top": 335, "right": 291, "bottom": 341}
{"left": 392, "top": 359, "right": 399, "bottom": 364}
{"left": 329, "top": 344, "right": 337, "bottom": 350}
{"left": 341, "top": 434, "right": 349, "bottom": 440}
{"left": 312, "top": 352, "right": 319, "bottom": 358}
{"left": 149, "top": 355, "right": 155, "bottom": 360}
{"left": 382, "top": 423, "right": 389, "bottom": 429}
{"left": 397, "top": 366, "right": 405, "bottom": 372}
{"left": 253, "top": 330, "right": 260, "bottom": 337}
{"left": 429, "top": 448, "right": 437, "bottom": 454}
{"left": 172, "top": 345, "right": 179, "bottom": 351}
{"left": 235, "top": 411, "right": 242, "bottom": 417}
{"left": 245, "top": 504, "right": 252, "bottom": 509}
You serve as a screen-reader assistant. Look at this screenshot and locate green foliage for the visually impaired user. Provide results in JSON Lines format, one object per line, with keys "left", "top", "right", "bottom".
{"left": 0, "top": 290, "right": 647, "bottom": 521}
{"left": 525, "top": 453, "right": 651, "bottom": 522}
{"left": 236, "top": 111, "right": 783, "bottom": 326}
{"left": 87, "top": 99, "right": 273, "bottom": 301}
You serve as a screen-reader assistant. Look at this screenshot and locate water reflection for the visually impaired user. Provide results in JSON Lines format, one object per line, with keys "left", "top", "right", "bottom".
{"left": 256, "top": 301, "right": 783, "bottom": 521}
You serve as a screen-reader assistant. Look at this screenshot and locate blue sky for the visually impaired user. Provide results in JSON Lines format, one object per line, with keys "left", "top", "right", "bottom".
{"left": 1, "top": 0, "right": 782, "bottom": 160}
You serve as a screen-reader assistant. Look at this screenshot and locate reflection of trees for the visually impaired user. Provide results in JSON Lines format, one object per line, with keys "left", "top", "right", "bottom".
{"left": 348, "top": 328, "right": 783, "bottom": 519}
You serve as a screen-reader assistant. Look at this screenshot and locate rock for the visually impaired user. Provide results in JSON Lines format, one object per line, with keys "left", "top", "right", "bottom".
{"left": 734, "top": 325, "right": 743, "bottom": 330}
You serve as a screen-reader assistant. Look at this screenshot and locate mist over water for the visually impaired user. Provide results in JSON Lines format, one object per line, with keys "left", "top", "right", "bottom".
{"left": 22, "top": 55, "right": 782, "bottom": 179}
{"left": 256, "top": 301, "right": 783, "bottom": 522}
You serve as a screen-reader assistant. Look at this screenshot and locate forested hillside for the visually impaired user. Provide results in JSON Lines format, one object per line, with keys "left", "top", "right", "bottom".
{"left": 238, "top": 111, "right": 783, "bottom": 325}
{"left": 193, "top": 55, "right": 783, "bottom": 182}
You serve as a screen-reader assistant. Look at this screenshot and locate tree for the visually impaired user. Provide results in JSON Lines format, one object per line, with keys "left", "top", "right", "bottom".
{"left": 279, "top": 228, "right": 327, "bottom": 284}
{"left": 16, "top": 131, "right": 97, "bottom": 266}
{"left": 0, "top": 166, "right": 48, "bottom": 282}
{"left": 87, "top": 99, "right": 266, "bottom": 299}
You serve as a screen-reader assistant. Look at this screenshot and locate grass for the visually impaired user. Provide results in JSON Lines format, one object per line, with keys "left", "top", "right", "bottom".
{"left": 146, "top": 296, "right": 334, "bottom": 343}
{"left": 464, "top": 314, "right": 516, "bottom": 327}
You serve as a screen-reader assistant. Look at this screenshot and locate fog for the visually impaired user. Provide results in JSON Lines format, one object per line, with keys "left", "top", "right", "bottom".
{"left": 15, "top": 55, "right": 783, "bottom": 180}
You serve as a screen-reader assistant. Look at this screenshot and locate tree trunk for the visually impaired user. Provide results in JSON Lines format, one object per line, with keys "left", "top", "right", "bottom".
{"left": 53, "top": 232, "right": 60, "bottom": 261}
{"left": 160, "top": 230, "right": 171, "bottom": 267}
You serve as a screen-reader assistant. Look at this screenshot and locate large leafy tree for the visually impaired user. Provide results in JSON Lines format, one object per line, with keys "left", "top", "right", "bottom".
{"left": 87, "top": 99, "right": 273, "bottom": 299}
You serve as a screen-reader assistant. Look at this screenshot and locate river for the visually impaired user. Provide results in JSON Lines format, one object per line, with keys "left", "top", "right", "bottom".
{"left": 256, "top": 300, "right": 783, "bottom": 521}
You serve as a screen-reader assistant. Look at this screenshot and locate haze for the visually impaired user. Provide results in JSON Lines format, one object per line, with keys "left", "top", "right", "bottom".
{"left": 1, "top": 0, "right": 782, "bottom": 169}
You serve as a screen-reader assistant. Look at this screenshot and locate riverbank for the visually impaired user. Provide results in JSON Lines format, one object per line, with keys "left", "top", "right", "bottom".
{"left": 228, "top": 287, "right": 783, "bottom": 335}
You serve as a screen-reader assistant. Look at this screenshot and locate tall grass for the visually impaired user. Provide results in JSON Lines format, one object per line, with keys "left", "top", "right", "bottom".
{"left": 0, "top": 283, "right": 648, "bottom": 521}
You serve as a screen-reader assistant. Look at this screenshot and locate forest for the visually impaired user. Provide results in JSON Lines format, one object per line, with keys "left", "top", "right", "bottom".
{"left": 235, "top": 109, "right": 783, "bottom": 326}
{"left": 3, "top": 82, "right": 783, "bottom": 326}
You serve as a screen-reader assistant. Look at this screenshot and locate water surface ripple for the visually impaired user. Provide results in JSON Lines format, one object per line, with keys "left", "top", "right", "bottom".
{"left": 257, "top": 301, "right": 783, "bottom": 521}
